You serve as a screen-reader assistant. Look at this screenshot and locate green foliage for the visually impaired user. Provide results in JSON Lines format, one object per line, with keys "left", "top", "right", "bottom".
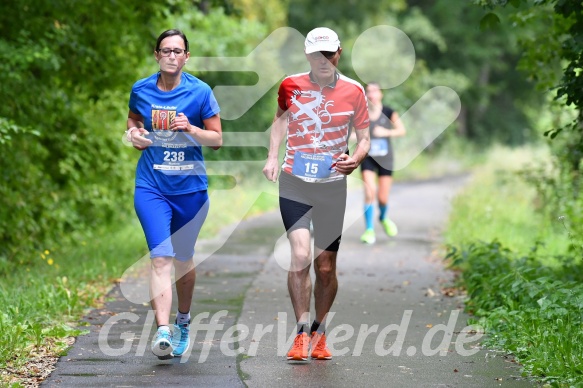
{"left": 412, "top": 0, "right": 543, "bottom": 145}
{"left": 0, "top": 118, "right": 40, "bottom": 145}
{"left": 445, "top": 146, "right": 583, "bottom": 384}
{"left": 399, "top": 7, "right": 447, "bottom": 53}
{"left": 0, "top": 0, "right": 167, "bottom": 264}
{"left": 0, "top": 0, "right": 163, "bottom": 103}
{"left": 445, "top": 145, "right": 571, "bottom": 254}
{"left": 554, "top": 2, "right": 583, "bottom": 112}
{"left": 516, "top": 152, "right": 583, "bottom": 256}
{"left": 287, "top": 0, "right": 406, "bottom": 34}
{"left": 0, "top": 89, "right": 137, "bottom": 266}
{"left": 231, "top": 0, "right": 289, "bottom": 30}
{"left": 474, "top": 0, "right": 583, "bottom": 166}
{"left": 0, "top": 0, "right": 277, "bottom": 266}
{"left": 479, "top": 12, "right": 501, "bottom": 28}
{"left": 448, "top": 241, "right": 583, "bottom": 385}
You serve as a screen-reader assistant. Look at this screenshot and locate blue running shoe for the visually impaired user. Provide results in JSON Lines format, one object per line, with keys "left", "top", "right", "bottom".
{"left": 151, "top": 327, "right": 174, "bottom": 359}
{"left": 172, "top": 322, "right": 190, "bottom": 357}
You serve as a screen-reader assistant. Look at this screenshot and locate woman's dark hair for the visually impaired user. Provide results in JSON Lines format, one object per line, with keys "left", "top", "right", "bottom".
{"left": 155, "top": 29, "right": 189, "bottom": 52}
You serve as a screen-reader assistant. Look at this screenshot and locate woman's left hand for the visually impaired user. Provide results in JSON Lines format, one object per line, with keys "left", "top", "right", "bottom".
{"left": 171, "top": 112, "right": 196, "bottom": 133}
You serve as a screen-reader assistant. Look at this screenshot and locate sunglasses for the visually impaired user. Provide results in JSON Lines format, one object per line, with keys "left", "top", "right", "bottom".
{"left": 308, "top": 51, "right": 338, "bottom": 60}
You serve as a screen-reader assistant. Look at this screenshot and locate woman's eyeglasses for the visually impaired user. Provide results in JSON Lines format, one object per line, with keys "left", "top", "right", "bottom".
{"left": 157, "top": 48, "right": 187, "bottom": 57}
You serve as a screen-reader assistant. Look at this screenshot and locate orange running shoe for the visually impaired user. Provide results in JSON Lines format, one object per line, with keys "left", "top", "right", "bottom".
{"left": 310, "top": 332, "right": 332, "bottom": 360}
{"left": 287, "top": 332, "right": 309, "bottom": 361}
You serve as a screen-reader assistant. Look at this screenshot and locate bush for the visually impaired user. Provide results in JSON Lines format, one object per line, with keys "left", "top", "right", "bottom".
{"left": 448, "top": 241, "right": 583, "bottom": 385}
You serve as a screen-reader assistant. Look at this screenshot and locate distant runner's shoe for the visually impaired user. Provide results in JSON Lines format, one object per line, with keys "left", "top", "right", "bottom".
{"left": 151, "top": 327, "right": 174, "bottom": 359}
{"left": 381, "top": 218, "right": 398, "bottom": 237}
{"left": 360, "top": 229, "right": 376, "bottom": 244}
{"left": 172, "top": 321, "right": 190, "bottom": 356}
{"left": 310, "top": 332, "right": 332, "bottom": 360}
{"left": 287, "top": 332, "right": 309, "bottom": 361}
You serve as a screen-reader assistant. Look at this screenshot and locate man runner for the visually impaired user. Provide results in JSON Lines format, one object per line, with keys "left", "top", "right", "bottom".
{"left": 263, "top": 27, "right": 370, "bottom": 361}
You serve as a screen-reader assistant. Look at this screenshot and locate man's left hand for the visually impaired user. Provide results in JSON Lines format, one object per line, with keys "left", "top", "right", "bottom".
{"left": 334, "top": 153, "right": 358, "bottom": 175}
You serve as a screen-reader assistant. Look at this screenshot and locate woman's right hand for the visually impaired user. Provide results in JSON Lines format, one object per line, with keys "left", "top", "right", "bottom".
{"left": 372, "top": 125, "right": 391, "bottom": 138}
{"left": 127, "top": 127, "right": 153, "bottom": 150}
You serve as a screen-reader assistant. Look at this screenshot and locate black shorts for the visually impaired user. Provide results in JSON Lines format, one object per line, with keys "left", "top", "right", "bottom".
{"left": 360, "top": 155, "right": 393, "bottom": 176}
{"left": 279, "top": 172, "right": 347, "bottom": 252}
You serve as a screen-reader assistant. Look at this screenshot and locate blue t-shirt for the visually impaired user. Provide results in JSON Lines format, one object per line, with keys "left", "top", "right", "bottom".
{"left": 128, "top": 72, "right": 220, "bottom": 195}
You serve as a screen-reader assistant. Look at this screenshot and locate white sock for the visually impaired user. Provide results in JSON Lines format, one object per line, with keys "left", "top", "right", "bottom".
{"left": 157, "top": 325, "right": 170, "bottom": 333}
{"left": 176, "top": 310, "right": 191, "bottom": 325}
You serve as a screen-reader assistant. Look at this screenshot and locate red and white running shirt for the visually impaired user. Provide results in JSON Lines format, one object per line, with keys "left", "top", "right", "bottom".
{"left": 277, "top": 72, "right": 369, "bottom": 182}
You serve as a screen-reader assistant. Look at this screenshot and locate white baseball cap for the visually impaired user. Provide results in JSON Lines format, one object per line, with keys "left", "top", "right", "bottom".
{"left": 304, "top": 27, "right": 340, "bottom": 54}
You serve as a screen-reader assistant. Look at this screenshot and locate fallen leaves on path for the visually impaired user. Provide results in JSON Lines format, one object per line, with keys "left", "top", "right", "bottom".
{"left": 1, "top": 337, "right": 75, "bottom": 388}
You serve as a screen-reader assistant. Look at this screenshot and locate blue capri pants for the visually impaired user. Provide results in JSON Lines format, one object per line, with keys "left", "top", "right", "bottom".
{"left": 134, "top": 186, "right": 210, "bottom": 261}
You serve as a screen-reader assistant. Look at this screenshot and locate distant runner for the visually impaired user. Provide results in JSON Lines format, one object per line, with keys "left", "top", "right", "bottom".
{"left": 359, "top": 82, "right": 406, "bottom": 244}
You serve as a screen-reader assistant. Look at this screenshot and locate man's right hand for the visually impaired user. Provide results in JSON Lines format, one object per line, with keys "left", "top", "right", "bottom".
{"left": 263, "top": 158, "right": 280, "bottom": 182}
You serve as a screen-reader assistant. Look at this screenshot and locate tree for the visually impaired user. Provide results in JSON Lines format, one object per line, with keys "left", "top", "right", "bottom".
{"left": 0, "top": 0, "right": 276, "bottom": 266}
{"left": 475, "top": 0, "right": 583, "bottom": 247}
{"left": 475, "top": 0, "right": 583, "bottom": 144}
{"left": 408, "top": 0, "right": 547, "bottom": 144}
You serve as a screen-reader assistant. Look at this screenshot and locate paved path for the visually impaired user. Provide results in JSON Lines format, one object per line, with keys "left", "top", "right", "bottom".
{"left": 44, "top": 176, "right": 534, "bottom": 387}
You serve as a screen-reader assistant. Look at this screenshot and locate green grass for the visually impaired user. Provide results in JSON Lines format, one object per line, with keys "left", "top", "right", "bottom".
{"left": 0, "top": 221, "right": 146, "bottom": 383}
{"left": 445, "top": 145, "right": 583, "bottom": 386}
{"left": 444, "top": 145, "right": 570, "bottom": 256}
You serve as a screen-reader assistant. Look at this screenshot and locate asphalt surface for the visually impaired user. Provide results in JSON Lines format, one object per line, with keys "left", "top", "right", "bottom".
{"left": 43, "top": 175, "right": 535, "bottom": 387}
